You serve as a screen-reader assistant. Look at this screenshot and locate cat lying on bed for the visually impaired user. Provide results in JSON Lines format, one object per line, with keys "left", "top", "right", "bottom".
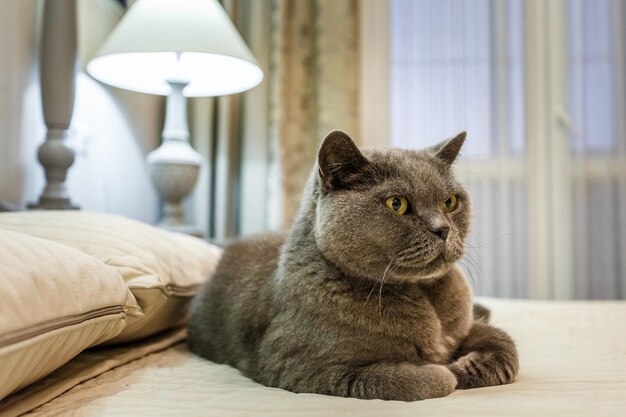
{"left": 188, "top": 131, "right": 519, "bottom": 401}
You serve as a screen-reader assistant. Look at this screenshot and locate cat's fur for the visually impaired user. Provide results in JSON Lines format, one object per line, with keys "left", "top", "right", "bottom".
{"left": 188, "top": 131, "right": 518, "bottom": 401}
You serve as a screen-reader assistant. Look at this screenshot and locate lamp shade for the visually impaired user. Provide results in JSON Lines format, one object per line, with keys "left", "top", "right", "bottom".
{"left": 86, "top": 0, "right": 263, "bottom": 97}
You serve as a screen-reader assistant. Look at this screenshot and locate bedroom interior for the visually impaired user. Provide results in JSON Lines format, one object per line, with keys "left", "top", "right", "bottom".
{"left": 0, "top": 0, "right": 624, "bottom": 416}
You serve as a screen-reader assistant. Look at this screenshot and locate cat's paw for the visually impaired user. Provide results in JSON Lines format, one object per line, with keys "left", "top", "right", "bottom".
{"left": 449, "top": 324, "right": 519, "bottom": 390}
{"left": 367, "top": 363, "right": 457, "bottom": 401}
{"left": 447, "top": 351, "right": 517, "bottom": 390}
{"left": 447, "top": 352, "right": 480, "bottom": 389}
{"left": 414, "top": 364, "right": 457, "bottom": 399}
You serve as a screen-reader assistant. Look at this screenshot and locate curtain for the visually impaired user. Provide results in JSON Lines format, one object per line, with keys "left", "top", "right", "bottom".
{"left": 272, "top": 0, "right": 361, "bottom": 224}
{"left": 389, "top": 0, "right": 626, "bottom": 299}
{"left": 568, "top": 0, "right": 626, "bottom": 299}
{"left": 190, "top": 0, "right": 360, "bottom": 239}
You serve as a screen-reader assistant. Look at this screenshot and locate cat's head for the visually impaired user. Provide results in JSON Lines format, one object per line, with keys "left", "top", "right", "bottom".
{"left": 314, "top": 130, "right": 470, "bottom": 282}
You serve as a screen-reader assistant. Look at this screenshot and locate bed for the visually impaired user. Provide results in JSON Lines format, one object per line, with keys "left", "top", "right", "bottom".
{"left": 1, "top": 213, "right": 625, "bottom": 417}
{"left": 3, "top": 299, "right": 625, "bottom": 417}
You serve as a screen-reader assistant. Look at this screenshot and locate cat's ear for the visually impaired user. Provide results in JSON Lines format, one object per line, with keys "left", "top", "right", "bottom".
{"left": 318, "top": 130, "right": 368, "bottom": 191}
{"left": 429, "top": 131, "right": 467, "bottom": 165}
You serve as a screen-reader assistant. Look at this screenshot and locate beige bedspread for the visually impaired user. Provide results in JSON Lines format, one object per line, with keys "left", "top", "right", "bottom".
{"left": 10, "top": 299, "right": 626, "bottom": 416}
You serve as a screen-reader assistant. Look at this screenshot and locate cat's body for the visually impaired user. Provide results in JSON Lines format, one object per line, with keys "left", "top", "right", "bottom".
{"left": 189, "top": 131, "right": 518, "bottom": 401}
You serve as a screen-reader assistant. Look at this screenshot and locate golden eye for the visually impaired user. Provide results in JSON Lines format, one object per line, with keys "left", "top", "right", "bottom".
{"left": 385, "top": 196, "right": 408, "bottom": 215}
{"left": 442, "top": 195, "right": 458, "bottom": 212}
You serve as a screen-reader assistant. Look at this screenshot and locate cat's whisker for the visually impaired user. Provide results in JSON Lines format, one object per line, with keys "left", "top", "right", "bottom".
{"left": 362, "top": 281, "right": 379, "bottom": 312}
{"left": 459, "top": 259, "right": 477, "bottom": 292}
{"left": 463, "top": 233, "right": 513, "bottom": 249}
{"left": 461, "top": 249, "right": 478, "bottom": 267}
{"left": 378, "top": 258, "right": 397, "bottom": 320}
{"left": 466, "top": 251, "right": 486, "bottom": 292}
{"left": 362, "top": 256, "right": 396, "bottom": 315}
{"left": 463, "top": 236, "right": 511, "bottom": 296}
{"left": 459, "top": 249, "right": 487, "bottom": 296}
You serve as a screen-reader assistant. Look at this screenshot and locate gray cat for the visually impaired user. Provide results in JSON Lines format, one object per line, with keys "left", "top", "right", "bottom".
{"left": 188, "top": 131, "right": 518, "bottom": 401}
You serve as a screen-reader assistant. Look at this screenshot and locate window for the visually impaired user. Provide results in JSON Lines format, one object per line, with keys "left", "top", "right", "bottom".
{"left": 360, "top": 0, "right": 626, "bottom": 299}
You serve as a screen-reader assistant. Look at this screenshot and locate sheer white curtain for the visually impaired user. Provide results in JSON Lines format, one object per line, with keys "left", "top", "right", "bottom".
{"left": 568, "top": 0, "right": 626, "bottom": 299}
{"left": 381, "top": 0, "right": 626, "bottom": 299}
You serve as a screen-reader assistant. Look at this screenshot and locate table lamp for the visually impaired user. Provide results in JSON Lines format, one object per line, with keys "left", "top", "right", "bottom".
{"left": 87, "top": 0, "right": 263, "bottom": 235}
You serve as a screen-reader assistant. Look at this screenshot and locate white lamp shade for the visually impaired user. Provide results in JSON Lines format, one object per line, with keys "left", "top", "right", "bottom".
{"left": 86, "top": 0, "right": 263, "bottom": 97}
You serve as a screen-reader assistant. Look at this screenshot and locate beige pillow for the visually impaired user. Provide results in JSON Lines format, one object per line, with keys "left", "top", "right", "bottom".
{"left": 0, "top": 211, "right": 222, "bottom": 343}
{"left": 0, "top": 229, "right": 130, "bottom": 400}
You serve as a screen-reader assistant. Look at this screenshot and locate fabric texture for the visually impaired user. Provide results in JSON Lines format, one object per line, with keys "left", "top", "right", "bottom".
{"left": 0, "top": 229, "right": 129, "bottom": 401}
{"left": 0, "top": 211, "right": 222, "bottom": 343}
{"left": 269, "top": 0, "right": 360, "bottom": 225}
{"left": 0, "top": 328, "right": 186, "bottom": 417}
{"left": 9, "top": 298, "right": 626, "bottom": 417}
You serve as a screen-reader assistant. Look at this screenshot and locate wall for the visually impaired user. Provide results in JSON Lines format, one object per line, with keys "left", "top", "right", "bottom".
{"left": 0, "top": 0, "right": 163, "bottom": 223}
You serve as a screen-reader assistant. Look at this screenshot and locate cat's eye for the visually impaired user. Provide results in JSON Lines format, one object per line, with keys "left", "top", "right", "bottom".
{"left": 385, "top": 196, "right": 408, "bottom": 215}
{"left": 441, "top": 195, "right": 458, "bottom": 212}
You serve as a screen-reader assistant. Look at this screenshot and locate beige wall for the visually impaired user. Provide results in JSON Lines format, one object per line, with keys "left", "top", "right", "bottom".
{"left": 0, "top": 0, "right": 164, "bottom": 223}
{"left": 0, "top": 0, "right": 41, "bottom": 207}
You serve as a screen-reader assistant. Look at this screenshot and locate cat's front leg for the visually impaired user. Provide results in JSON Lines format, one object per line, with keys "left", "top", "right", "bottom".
{"left": 447, "top": 322, "right": 519, "bottom": 389}
{"left": 419, "top": 335, "right": 451, "bottom": 364}
{"left": 275, "top": 362, "right": 457, "bottom": 401}
{"left": 413, "top": 315, "right": 451, "bottom": 364}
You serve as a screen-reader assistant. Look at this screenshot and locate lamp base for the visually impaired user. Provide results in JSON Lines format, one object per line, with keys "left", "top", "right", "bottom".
{"left": 148, "top": 158, "right": 202, "bottom": 236}
{"left": 27, "top": 197, "right": 79, "bottom": 210}
{"left": 148, "top": 80, "right": 204, "bottom": 237}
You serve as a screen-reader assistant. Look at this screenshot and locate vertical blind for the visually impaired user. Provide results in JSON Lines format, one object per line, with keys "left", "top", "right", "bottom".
{"left": 390, "top": 0, "right": 626, "bottom": 299}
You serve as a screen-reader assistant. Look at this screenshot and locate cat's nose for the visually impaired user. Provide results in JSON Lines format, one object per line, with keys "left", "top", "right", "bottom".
{"left": 431, "top": 225, "right": 450, "bottom": 241}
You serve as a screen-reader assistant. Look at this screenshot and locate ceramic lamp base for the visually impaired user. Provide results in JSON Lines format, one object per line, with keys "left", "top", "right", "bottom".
{"left": 148, "top": 145, "right": 203, "bottom": 235}
{"left": 148, "top": 80, "right": 204, "bottom": 237}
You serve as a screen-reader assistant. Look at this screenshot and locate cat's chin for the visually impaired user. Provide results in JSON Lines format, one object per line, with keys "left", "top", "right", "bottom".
{"left": 392, "top": 254, "right": 455, "bottom": 281}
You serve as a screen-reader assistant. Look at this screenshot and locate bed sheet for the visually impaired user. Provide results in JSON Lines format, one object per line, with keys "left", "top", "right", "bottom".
{"left": 14, "top": 298, "right": 625, "bottom": 417}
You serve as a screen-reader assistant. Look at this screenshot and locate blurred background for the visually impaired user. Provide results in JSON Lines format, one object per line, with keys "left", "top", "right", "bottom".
{"left": 0, "top": 0, "right": 624, "bottom": 300}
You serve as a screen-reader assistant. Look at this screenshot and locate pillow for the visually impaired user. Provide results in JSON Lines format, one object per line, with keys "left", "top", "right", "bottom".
{"left": 0, "top": 211, "right": 222, "bottom": 343}
{"left": 0, "top": 229, "right": 130, "bottom": 401}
